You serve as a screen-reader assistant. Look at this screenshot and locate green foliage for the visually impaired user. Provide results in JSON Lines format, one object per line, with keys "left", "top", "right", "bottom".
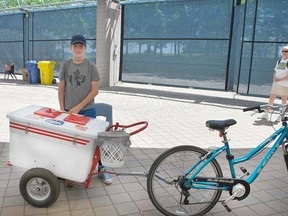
{"left": 0, "top": 0, "right": 73, "bottom": 9}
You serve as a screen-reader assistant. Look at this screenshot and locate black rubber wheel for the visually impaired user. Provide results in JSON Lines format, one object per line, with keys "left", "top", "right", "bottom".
{"left": 19, "top": 168, "right": 60, "bottom": 207}
{"left": 52, "top": 79, "right": 57, "bottom": 84}
{"left": 147, "top": 145, "right": 223, "bottom": 216}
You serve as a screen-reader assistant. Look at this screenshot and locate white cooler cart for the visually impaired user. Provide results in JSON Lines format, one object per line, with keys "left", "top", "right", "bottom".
{"left": 6, "top": 105, "right": 109, "bottom": 207}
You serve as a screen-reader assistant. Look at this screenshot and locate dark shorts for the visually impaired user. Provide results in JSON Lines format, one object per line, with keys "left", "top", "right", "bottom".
{"left": 79, "top": 107, "right": 96, "bottom": 118}
{"left": 65, "top": 107, "right": 96, "bottom": 118}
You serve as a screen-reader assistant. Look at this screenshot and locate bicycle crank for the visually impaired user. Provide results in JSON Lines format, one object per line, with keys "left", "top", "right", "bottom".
{"left": 222, "top": 183, "right": 249, "bottom": 212}
{"left": 194, "top": 176, "right": 250, "bottom": 212}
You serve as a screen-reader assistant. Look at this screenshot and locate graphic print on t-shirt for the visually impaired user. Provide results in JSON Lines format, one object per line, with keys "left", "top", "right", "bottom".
{"left": 277, "top": 62, "right": 286, "bottom": 70}
{"left": 69, "top": 69, "right": 86, "bottom": 87}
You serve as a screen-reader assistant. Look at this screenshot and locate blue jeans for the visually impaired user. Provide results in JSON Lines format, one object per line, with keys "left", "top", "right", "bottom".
{"left": 78, "top": 107, "right": 96, "bottom": 118}
{"left": 79, "top": 107, "right": 105, "bottom": 167}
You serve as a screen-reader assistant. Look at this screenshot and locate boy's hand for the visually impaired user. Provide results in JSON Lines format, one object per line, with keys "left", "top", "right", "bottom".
{"left": 274, "top": 77, "right": 287, "bottom": 82}
{"left": 69, "top": 105, "right": 82, "bottom": 114}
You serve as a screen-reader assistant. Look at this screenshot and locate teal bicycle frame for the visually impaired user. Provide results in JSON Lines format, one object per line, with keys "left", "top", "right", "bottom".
{"left": 184, "top": 123, "right": 288, "bottom": 190}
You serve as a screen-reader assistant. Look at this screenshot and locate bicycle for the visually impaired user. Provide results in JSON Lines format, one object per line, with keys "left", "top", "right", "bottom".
{"left": 147, "top": 104, "right": 288, "bottom": 216}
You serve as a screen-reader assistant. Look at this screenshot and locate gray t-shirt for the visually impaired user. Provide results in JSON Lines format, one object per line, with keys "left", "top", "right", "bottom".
{"left": 59, "top": 58, "right": 100, "bottom": 111}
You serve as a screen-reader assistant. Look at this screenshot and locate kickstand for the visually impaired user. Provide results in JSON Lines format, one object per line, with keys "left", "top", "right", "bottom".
{"left": 221, "top": 201, "right": 232, "bottom": 212}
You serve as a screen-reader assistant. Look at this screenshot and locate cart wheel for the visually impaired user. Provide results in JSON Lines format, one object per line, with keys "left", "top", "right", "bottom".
{"left": 52, "top": 79, "right": 57, "bottom": 84}
{"left": 19, "top": 168, "right": 60, "bottom": 207}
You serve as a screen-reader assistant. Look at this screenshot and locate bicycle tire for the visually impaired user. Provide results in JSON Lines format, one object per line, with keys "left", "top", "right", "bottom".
{"left": 147, "top": 145, "right": 223, "bottom": 216}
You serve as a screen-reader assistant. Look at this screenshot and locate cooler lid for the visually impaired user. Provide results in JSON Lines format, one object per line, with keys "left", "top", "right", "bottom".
{"left": 63, "top": 114, "right": 90, "bottom": 125}
{"left": 34, "top": 107, "right": 62, "bottom": 118}
{"left": 7, "top": 105, "right": 109, "bottom": 139}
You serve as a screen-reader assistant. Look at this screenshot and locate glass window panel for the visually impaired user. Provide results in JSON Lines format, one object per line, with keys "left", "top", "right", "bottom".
{"left": 228, "top": 5, "right": 245, "bottom": 92}
{"left": 122, "top": 39, "right": 228, "bottom": 90}
{"left": 0, "top": 14, "right": 23, "bottom": 41}
{"left": 238, "top": 42, "right": 252, "bottom": 94}
{"left": 255, "top": 0, "right": 288, "bottom": 42}
{"left": 32, "top": 40, "right": 96, "bottom": 73}
{"left": 249, "top": 43, "right": 285, "bottom": 95}
{"left": 0, "top": 42, "right": 24, "bottom": 73}
{"left": 124, "top": 0, "right": 232, "bottom": 39}
{"left": 243, "top": 0, "right": 256, "bottom": 41}
{"left": 32, "top": 7, "right": 96, "bottom": 40}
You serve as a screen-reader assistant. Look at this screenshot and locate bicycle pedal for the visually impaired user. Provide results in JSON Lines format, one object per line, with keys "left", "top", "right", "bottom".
{"left": 221, "top": 201, "right": 232, "bottom": 212}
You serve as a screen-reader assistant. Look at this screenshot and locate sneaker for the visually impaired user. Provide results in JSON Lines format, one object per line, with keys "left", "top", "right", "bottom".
{"left": 260, "top": 112, "right": 269, "bottom": 120}
{"left": 98, "top": 166, "right": 113, "bottom": 185}
{"left": 275, "top": 115, "right": 281, "bottom": 123}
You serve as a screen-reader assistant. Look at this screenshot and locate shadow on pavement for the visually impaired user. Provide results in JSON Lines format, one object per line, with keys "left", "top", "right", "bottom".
{"left": 103, "top": 85, "right": 266, "bottom": 109}
{"left": 1, "top": 78, "right": 266, "bottom": 110}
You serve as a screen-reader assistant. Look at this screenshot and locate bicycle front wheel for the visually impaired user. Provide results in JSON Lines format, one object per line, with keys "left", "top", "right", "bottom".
{"left": 147, "top": 145, "right": 223, "bottom": 216}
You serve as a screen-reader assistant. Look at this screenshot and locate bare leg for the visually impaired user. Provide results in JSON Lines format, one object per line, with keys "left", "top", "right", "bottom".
{"left": 281, "top": 96, "right": 287, "bottom": 114}
{"left": 261, "top": 94, "right": 276, "bottom": 120}
{"left": 268, "top": 94, "right": 277, "bottom": 106}
{"left": 281, "top": 96, "right": 287, "bottom": 105}
{"left": 273, "top": 96, "right": 288, "bottom": 123}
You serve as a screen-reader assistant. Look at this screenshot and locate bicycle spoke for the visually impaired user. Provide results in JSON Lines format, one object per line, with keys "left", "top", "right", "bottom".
{"left": 147, "top": 145, "right": 223, "bottom": 216}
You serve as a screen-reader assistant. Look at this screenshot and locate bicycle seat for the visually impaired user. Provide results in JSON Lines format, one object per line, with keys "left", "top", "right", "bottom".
{"left": 206, "top": 119, "right": 237, "bottom": 131}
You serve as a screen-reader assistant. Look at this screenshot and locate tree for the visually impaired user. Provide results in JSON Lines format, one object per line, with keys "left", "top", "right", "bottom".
{"left": 0, "top": 0, "right": 78, "bottom": 9}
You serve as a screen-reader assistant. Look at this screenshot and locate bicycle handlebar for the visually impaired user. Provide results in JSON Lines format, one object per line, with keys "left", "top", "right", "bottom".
{"left": 243, "top": 105, "right": 261, "bottom": 112}
{"left": 243, "top": 103, "right": 287, "bottom": 114}
{"left": 106, "top": 121, "right": 148, "bottom": 136}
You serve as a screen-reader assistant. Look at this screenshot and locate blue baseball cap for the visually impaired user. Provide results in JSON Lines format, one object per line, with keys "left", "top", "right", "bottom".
{"left": 71, "top": 34, "right": 86, "bottom": 46}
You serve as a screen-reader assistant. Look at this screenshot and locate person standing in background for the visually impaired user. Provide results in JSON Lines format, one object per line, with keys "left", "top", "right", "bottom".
{"left": 261, "top": 45, "right": 288, "bottom": 121}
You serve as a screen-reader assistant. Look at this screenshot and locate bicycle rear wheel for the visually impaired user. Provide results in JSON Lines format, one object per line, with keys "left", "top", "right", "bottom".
{"left": 147, "top": 145, "right": 223, "bottom": 216}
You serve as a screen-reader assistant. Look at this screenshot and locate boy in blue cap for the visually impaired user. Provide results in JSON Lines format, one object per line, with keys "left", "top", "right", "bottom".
{"left": 58, "top": 34, "right": 113, "bottom": 184}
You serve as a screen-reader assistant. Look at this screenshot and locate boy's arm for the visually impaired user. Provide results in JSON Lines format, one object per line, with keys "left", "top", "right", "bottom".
{"left": 58, "top": 80, "right": 65, "bottom": 111}
{"left": 69, "top": 80, "right": 99, "bottom": 114}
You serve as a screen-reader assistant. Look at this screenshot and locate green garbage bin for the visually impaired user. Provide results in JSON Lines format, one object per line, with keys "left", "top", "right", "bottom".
{"left": 38, "top": 61, "right": 56, "bottom": 85}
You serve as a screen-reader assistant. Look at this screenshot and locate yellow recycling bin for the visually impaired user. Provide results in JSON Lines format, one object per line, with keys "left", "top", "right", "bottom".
{"left": 38, "top": 61, "right": 56, "bottom": 85}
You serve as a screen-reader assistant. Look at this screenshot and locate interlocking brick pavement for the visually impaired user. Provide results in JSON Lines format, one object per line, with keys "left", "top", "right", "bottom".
{"left": 0, "top": 76, "right": 287, "bottom": 216}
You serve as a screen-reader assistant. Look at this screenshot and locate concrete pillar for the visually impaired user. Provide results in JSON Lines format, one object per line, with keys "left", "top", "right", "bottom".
{"left": 96, "top": 0, "right": 121, "bottom": 87}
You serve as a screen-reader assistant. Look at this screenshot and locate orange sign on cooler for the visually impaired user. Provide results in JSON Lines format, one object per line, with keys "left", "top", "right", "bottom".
{"left": 63, "top": 114, "right": 90, "bottom": 125}
{"left": 34, "top": 108, "right": 62, "bottom": 118}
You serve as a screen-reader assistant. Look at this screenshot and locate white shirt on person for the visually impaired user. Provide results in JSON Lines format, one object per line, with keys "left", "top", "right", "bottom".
{"left": 274, "top": 58, "right": 288, "bottom": 87}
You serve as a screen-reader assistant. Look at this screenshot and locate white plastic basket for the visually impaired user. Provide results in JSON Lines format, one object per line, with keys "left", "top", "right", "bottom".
{"left": 97, "top": 131, "right": 131, "bottom": 168}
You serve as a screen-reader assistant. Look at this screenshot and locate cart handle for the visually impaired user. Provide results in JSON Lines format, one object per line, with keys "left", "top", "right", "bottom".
{"left": 106, "top": 121, "right": 148, "bottom": 136}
